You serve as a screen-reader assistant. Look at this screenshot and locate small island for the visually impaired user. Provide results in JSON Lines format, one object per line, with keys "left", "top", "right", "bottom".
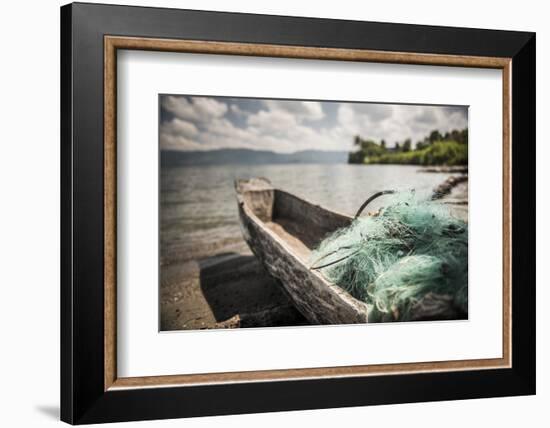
{"left": 348, "top": 128, "right": 468, "bottom": 166}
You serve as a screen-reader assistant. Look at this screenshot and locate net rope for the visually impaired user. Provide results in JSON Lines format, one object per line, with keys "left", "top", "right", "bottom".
{"left": 310, "top": 191, "right": 468, "bottom": 321}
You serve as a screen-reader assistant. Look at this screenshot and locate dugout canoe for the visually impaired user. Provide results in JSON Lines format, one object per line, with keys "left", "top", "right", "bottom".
{"left": 235, "top": 177, "right": 369, "bottom": 325}
{"left": 235, "top": 177, "right": 466, "bottom": 324}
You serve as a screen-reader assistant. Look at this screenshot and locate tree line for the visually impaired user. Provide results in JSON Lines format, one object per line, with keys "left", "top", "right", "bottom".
{"left": 348, "top": 128, "right": 468, "bottom": 166}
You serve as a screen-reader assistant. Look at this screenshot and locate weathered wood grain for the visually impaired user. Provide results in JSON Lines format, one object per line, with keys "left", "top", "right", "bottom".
{"left": 235, "top": 178, "right": 368, "bottom": 325}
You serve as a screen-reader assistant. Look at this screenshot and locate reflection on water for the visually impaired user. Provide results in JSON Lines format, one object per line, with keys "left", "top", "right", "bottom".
{"left": 160, "top": 164, "right": 454, "bottom": 265}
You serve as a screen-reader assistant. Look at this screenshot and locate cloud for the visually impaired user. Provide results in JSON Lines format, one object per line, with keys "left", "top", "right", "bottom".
{"left": 262, "top": 100, "right": 325, "bottom": 121}
{"left": 337, "top": 103, "right": 467, "bottom": 146}
{"left": 247, "top": 109, "right": 298, "bottom": 133}
{"left": 336, "top": 104, "right": 393, "bottom": 134}
{"left": 161, "top": 96, "right": 228, "bottom": 122}
{"left": 161, "top": 118, "right": 198, "bottom": 138}
{"left": 243, "top": 100, "right": 324, "bottom": 135}
{"left": 349, "top": 103, "right": 394, "bottom": 121}
{"left": 160, "top": 118, "right": 201, "bottom": 151}
{"left": 159, "top": 95, "right": 467, "bottom": 152}
{"left": 414, "top": 108, "right": 438, "bottom": 125}
{"left": 229, "top": 104, "right": 247, "bottom": 116}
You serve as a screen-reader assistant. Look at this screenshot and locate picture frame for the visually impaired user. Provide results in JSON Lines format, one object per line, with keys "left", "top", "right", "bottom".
{"left": 61, "top": 2, "right": 535, "bottom": 424}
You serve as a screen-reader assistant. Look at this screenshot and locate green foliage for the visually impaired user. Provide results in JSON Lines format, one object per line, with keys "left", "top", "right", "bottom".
{"left": 443, "top": 129, "right": 468, "bottom": 144}
{"left": 348, "top": 150, "right": 365, "bottom": 164}
{"left": 416, "top": 140, "right": 429, "bottom": 150}
{"left": 348, "top": 128, "right": 468, "bottom": 165}
{"left": 429, "top": 129, "right": 442, "bottom": 143}
{"left": 364, "top": 141, "right": 468, "bottom": 166}
{"left": 349, "top": 136, "right": 388, "bottom": 164}
{"left": 358, "top": 138, "right": 386, "bottom": 156}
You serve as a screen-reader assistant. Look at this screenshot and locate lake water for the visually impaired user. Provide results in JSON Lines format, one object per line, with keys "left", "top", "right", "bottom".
{"left": 160, "top": 164, "right": 455, "bottom": 265}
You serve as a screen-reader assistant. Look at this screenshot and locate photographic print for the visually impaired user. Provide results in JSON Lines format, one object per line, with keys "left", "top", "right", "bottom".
{"left": 160, "top": 95, "right": 468, "bottom": 331}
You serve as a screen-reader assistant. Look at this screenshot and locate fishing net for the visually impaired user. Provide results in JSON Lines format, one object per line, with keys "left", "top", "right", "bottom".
{"left": 310, "top": 191, "right": 468, "bottom": 322}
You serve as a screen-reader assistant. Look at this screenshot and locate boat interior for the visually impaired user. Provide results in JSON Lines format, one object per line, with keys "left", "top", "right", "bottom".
{"left": 241, "top": 187, "right": 352, "bottom": 262}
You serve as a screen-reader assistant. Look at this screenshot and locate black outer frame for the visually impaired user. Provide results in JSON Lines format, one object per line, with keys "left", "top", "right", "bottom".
{"left": 60, "top": 2, "right": 535, "bottom": 424}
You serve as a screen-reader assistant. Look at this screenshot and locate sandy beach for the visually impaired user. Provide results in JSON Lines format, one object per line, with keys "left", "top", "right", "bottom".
{"left": 160, "top": 249, "right": 307, "bottom": 331}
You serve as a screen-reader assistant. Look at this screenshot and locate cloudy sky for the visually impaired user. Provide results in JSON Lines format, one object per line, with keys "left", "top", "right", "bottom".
{"left": 160, "top": 95, "right": 468, "bottom": 153}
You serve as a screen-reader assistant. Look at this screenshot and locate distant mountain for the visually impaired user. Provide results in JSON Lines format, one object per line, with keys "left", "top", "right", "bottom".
{"left": 161, "top": 149, "right": 348, "bottom": 166}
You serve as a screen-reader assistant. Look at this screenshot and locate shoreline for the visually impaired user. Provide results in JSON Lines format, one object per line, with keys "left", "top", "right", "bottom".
{"left": 418, "top": 165, "right": 468, "bottom": 174}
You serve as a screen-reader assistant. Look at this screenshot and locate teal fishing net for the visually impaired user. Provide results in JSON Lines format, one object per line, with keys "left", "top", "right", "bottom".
{"left": 310, "top": 191, "right": 468, "bottom": 322}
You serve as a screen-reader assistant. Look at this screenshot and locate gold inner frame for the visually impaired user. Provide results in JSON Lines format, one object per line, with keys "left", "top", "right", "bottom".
{"left": 104, "top": 35, "right": 512, "bottom": 391}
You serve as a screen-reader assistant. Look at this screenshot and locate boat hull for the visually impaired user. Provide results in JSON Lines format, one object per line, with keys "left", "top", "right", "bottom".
{"left": 236, "top": 178, "right": 369, "bottom": 325}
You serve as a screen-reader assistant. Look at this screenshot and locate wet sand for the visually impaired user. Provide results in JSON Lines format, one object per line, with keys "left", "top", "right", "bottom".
{"left": 160, "top": 249, "right": 307, "bottom": 331}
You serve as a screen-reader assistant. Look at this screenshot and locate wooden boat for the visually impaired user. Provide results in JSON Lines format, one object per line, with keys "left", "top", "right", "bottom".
{"left": 235, "top": 177, "right": 369, "bottom": 325}
{"left": 236, "top": 177, "right": 467, "bottom": 324}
